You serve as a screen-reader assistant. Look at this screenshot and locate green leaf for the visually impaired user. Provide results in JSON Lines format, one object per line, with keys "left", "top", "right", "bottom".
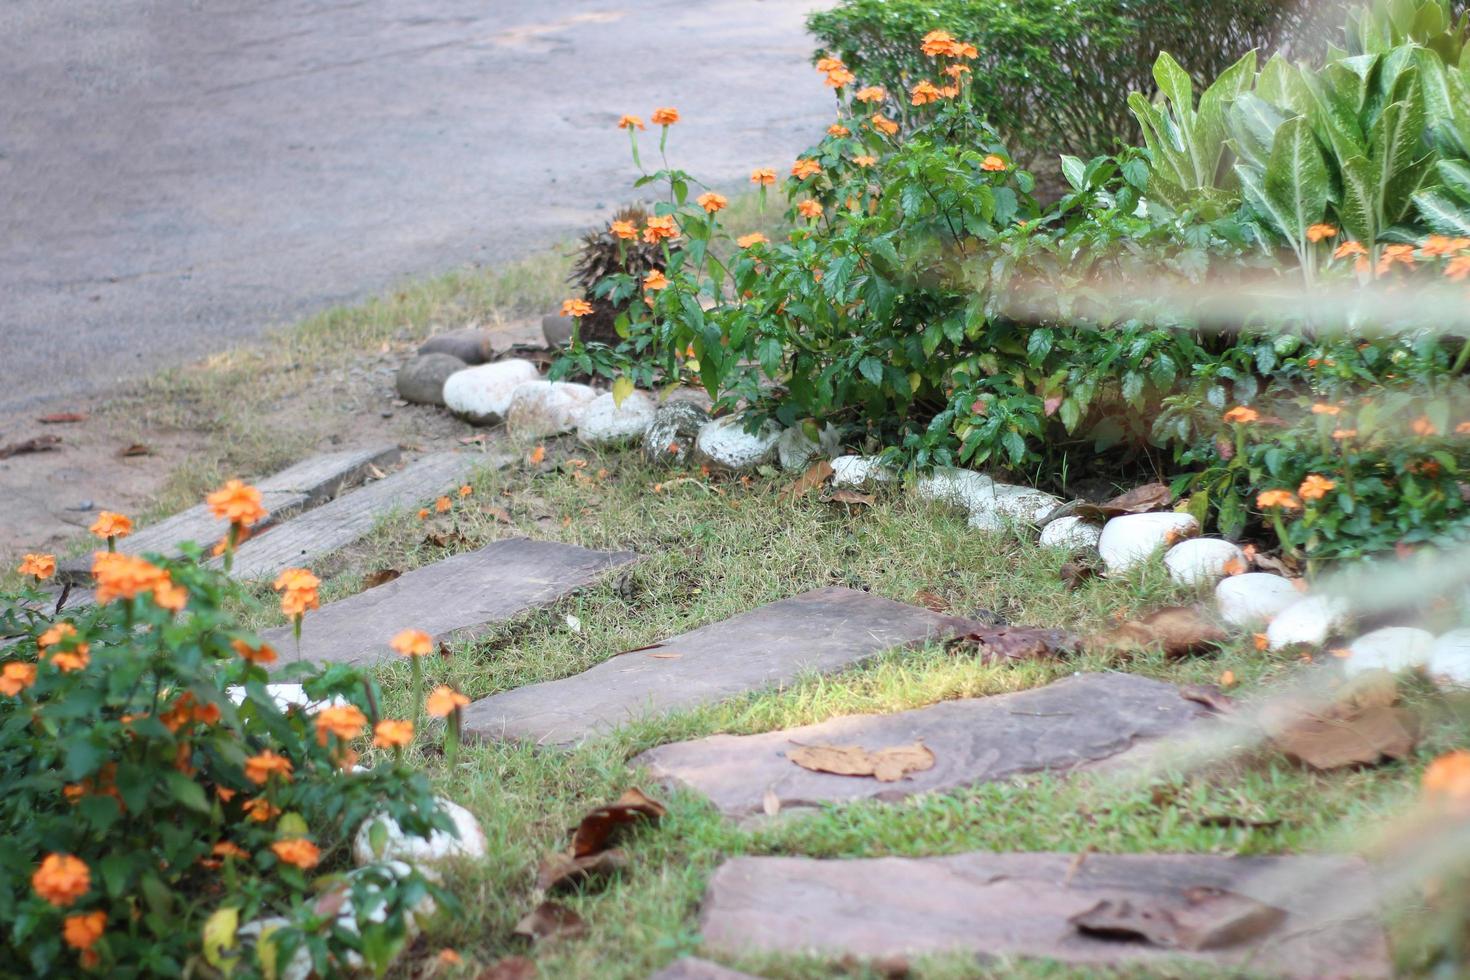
{"left": 611, "top": 375, "right": 635, "bottom": 408}
{"left": 1059, "top": 155, "right": 1087, "bottom": 191}
{"left": 1263, "top": 116, "right": 1331, "bottom": 251}
{"left": 1153, "top": 52, "right": 1195, "bottom": 124}
{"left": 1338, "top": 154, "right": 1379, "bottom": 244}
{"left": 857, "top": 356, "right": 883, "bottom": 386}
{"left": 1436, "top": 158, "right": 1470, "bottom": 204}
{"left": 203, "top": 906, "right": 240, "bottom": 976}
{"left": 1413, "top": 187, "right": 1470, "bottom": 234}
{"left": 163, "top": 770, "right": 210, "bottom": 814}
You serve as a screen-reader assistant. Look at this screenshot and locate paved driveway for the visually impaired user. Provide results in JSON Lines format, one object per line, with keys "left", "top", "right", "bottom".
{"left": 1, "top": 0, "right": 835, "bottom": 413}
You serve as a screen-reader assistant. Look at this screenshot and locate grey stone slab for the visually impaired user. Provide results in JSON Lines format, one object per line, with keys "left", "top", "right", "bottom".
{"left": 258, "top": 538, "right": 638, "bottom": 668}
{"left": 635, "top": 673, "right": 1207, "bottom": 819}
{"left": 226, "top": 452, "right": 503, "bottom": 580}
{"left": 701, "top": 852, "right": 1389, "bottom": 979}
{"left": 56, "top": 445, "right": 401, "bottom": 582}
{"left": 462, "top": 587, "right": 982, "bottom": 747}
{"left": 650, "top": 958, "right": 760, "bottom": 980}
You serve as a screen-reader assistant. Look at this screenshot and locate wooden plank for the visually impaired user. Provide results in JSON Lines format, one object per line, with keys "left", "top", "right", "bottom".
{"left": 226, "top": 451, "right": 501, "bottom": 580}
{"left": 257, "top": 538, "right": 638, "bottom": 668}
{"left": 56, "top": 444, "right": 401, "bottom": 582}
{"left": 461, "top": 587, "right": 982, "bottom": 747}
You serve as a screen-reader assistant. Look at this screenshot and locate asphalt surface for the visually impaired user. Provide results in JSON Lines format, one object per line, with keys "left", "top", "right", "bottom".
{"left": 1, "top": 0, "right": 836, "bottom": 414}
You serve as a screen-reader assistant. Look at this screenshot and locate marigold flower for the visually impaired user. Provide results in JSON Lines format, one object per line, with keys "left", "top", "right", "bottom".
{"left": 609, "top": 219, "right": 638, "bottom": 241}
{"left": 853, "top": 155, "right": 877, "bottom": 168}
{"left": 0, "top": 662, "right": 37, "bottom": 696}
{"left": 750, "top": 168, "right": 777, "bottom": 186}
{"left": 33, "top": 854, "right": 90, "bottom": 907}
{"left": 824, "top": 67, "right": 856, "bottom": 88}
{"left": 51, "top": 649, "right": 91, "bottom": 673}
{"left": 944, "top": 63, "right": 971, "bottom": 78}
{"left": 854, "top": 86, "right": 886, "bottom": 104}
{"left": 89, "top": 511, "right": 132, "bottom": 541}
{"left": 957, "top": 42, "right": 980, "bottom": 59}
{"left": 1298, "top": 474, "right": 1336, "bottom": 500}
{"left": 273, "top": 567, "right": 320, "bottom": 618}
{"left": 1253, "top": 632, "right": 1269, "bottom": 651}
{"left": 313, "top": 704, "right": 367, "bottom": 745}
{"left": 1256, "top": 489, "right": 1301, "bottom": 510}
{"left": 1457, "top": 421, "right": 1470, "bottom": 434}
{"left": 1332, "top": 428, "right": 1358, "bottom": 440}
{"left": 244, "top": 750, "right": 294, "bottom": 785}
{"left": 616, "top": 114, "right": 645, "bottom": 131}
{"left": 1222, "top": 406, "right": 1259, "bottom": 424}
{"left": 814, "top": 56, "right": 845, "bottom": 73}
{"left": 938, "top": 84, "right": 959, "bottom": 98}
{"left": 207, "top": 480, "right": 268, "bottom": 528}
{"left": 1305, "top": 224, "right": 1337, "bottom": 243}
{"left": 826, "top": 124, "right": 850, "bottom": 138}
{"left": 38, "top": 622, "right": 77, "bottom": 650}
{"left": 650, "top": 107, "right": 679, "bottom": 126}
{"left": 1412, "top": 415, "right": 1439, "bottom": 436}
{"left": 1333, "top": 240, "right": 1367, "bottom": 258}
{"left": 63, "top": 910, "right": 106, "bottom": 953}
{"left": 153, "top": 578, "right": 187, "bottom": 613}
{"left": 980, "top": 154, "right": 1007, "bottom": 172}
{"left": 389, "top": 629, "right": 432, "bottom": 657}
{"left": 373, "top": 719, "right": 414, "bottom": 748}
{"left": 1310, "top": 403, "right": 1341, "bottom": 415}
{"left": 870, "top": 114, "right": 899, "bottom": 136}
{"left": 696, "top": 191, "right": 728, "bottom": 213}
{"left": 92, "top": 552, "right": 178, "bottom": 606}
{"left": 459, "top": 484, "right": 473, "bottom": 497}
{"left": 909, "top": 80, "right": 942, "bottom": 106}
{"left": 271, "top": 838, "right": 321, "bottom": 869}
{"left": 426, "top": 685, "right": 470, "bottom": 717}
{"left": 643, "top": 269, "right": 670, "bottom": 291}
{"left": 736, "top": 232, "right": 768, "bottom": 248}
{"left": 212, "top": 841, "right": 249, "bottom": 861}
{"left": 1446, "top": 255, "right": 1470, "bottom": 281}
{"left": 243, "top": 797, "right": 281, "bottom": 822}
{"left": 560, "top": 298, "right": 594, "bottom": 318}
{"left": 529, "top": 445, "right": 547, "bottom": 465}
{"left": 1377, "top": 243, "right": 1416, "bottom": 274}
{"left": 19, "top": 553, "right": 56, "bottom": 580}
{"left": 417, "top": 508, "right": 430, "bottom": 520}
{"left": 920, "top": 29, "right": 958, "bottom": 56}
{"left": 1421, "top": 235, "right": 1470, "bottom": 257}
{"left": 438, "top": 949, "right": 463, "bottom": 965}
{"left": 791, "top": 158, "right": 822, "bottom": 180}
{"left": 1424, "top": 750, "right": 1470, "bottom": 806}
{"left": 642, "top": 214, "right": 678, "bottom": 244}
{"left": 797, "top": 199, "right": 824, "bottom": 219}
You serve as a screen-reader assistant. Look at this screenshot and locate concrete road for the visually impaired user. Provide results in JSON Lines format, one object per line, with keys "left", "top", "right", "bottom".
{"left": 1, "top": 0, "right": 835, "bottom": 414}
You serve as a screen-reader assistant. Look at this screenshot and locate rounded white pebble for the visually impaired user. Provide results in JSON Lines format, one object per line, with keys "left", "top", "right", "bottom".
{"left": 1342, "top": 626, "right": 1435, "bottom": 677}
{"left": 1215, "top": 573, "right": 1301, "bottom": 629}
{"left": 1266, "top": 595, "right": 1351, "bottom": 650}
{"left": 1038, "top": 516, "right": 1102, "bottom": 553}
{"left": 1163, "top": 538, "right": 1247, "bottom": 587}
{"left": 1428, "top": 629, "right": 1470, "bottom": 689}
{"left": 1098, "top": 512, "right": 1200, "bottom": 573}
{"left": 352, "top": 797, "right": 488, "bottom": 871}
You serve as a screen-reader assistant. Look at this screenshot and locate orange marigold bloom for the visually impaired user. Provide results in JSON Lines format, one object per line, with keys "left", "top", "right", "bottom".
{"left": 1298, "top": 474, "right": 1336, "bottom": 500}
{"left": 853, "top": 155, "right": 877, "bottom": 168}
{"left": 459, "top": 484, "right": 472, "bottom": 498}
{"left": 643, "top": 270, "right": 670, "bottom": 291}
{"left": 643, "top": 214, "right": 678, "bottom": 244}
{"left": 212, "top": 841, "right": 249, "bottom": 861}
{"left": 0, "top": 662, "right": 37, "bottom": 697}
{"left": 696, "top": 191, "right": 728, "bottom": 213}
{"left": 1411, "top": 415, "right": 1439, "bottom": 436}
{"left": 63, "top": 910, "right": 106, "bottom": 953}
{"left": 529, "top": 445, "right": 547, "bottom": 465}
{"left": 944, "top": 63, "right": 971, "bottom": 77}
{"left": 313, "top": 704, "right": 367, "bottom": 745}
{"left": 1222, "top": 406, "right": 1259, "bottom": 424}
{"left": 391, "top": 628, "right": 433, "bottom": 657}
{"left": 50, "top": 649, "right": 90, "bottom": 673}
{"left": 426, "top": 685, "right": 470, "bottom": 718}
{"left": 1256, "top": 489, "right": 1301, "bottom": 510}
{"left": 920, "top": 29, "right": 959, "bottom": 56}
{"left": 232, "top": 638, "right": 278, "bottom": 664}
{"left": 244, "top": 750, "right": 294, "bottom": 785}
{"left": 1377, "top": 243, "right": 1416, "bottom": 274}
{"left": 435, "top": 495, "right": 451, "bottom": 513}
{"left": 19, "top": 553, "right": 56, "bottom": 580}
{"left": 438, "top": 949, "right": 463, "bottom": 966}
{"left": 616, "top": 114, "right": 645, "bottom": 131}
{"left": 242, "top": 797, "right": 281, "bottom": 822}
{"left": 797, "top": 200, "right": 824, "bottom": 219}
{"left": 1333, "top": 240, "right": 1367, "bottom": 258}
{"left": 373, "top": 719, "right": 414, "bottom": 748}
{"left": 1457, "top": 421, "right": 1470, "bottom": 434}
{"left": 92, "top": 553, "right": 176, "bottom": 605}
{"left": 153, "top": 578, "right": 187, "bottom": 613}
{"left": 610, "top": 219, "right": 638, "bottom": 240}
{"left": 1310, "top": 403, "right": 1341, "bottom": 415}
{"left": 1332, "top": 428, "right": 1358, "bottom": 440}
{"left": 909, "top": 80, "right": 942, "bottom": 106}
{"left": 855, "top": 86, "right": 887, "bottom": 104}
{"left": 980, "top": 154, "right": 1007, "bottom": 172}
{"left": 1253, "top": 632, "right": 1269, "bottom": 652}
{"left": 32, "top": 854, "right": 90, "bottom": 907}
{"left": 937, "top": 84, "right": 959, "bottom": 98}
{"left": 273, "top": 567, "right": 320, "bottom": 618}
{"left": 736, "top": 232, "right": 768, "bottom": 248}
{"left": 207, "top": 480, "right": 268, "bottom": 528}
{"left": 1305, "top": 223, "right": 1337, "bottom": 243}
{"left": 39, "top": 622, "right": 77, "bottom": 650}
{"left": 1423, "top": 750, "right": 1470, "bottom": 807}
{"left": 560, "top": 298, "right": 594, "bottom": 318}
{"left": 1418, "top": 234, "right": 1470, "bottom": 257}
{"left": 814, "top": 56, "right": 845, "bottom": 73}
{"left": 870, "top": 114, "right": 899, "bottom": 136}
{"left": 791, "top": 158, "right": 822, "bottom": 180}
{"left": 650, "top": 107, "right": 679, "bottom": 126}
{"left": 824, "top": 67, "right": 856, "bottom": 88}
{"left": 89, "top": 511, "right": 133, "bottom": 541}
{"left": 271, "top": 838, "right": 321, "bottom": 869}
{"left": 826, "top": 123, "right": 851, "bottom": 137}
{"left": 750, "top": 168, "right": 777, "bottom": 186}
{"left": 1446, "top": 255, "right": 1470, "bottom": 281}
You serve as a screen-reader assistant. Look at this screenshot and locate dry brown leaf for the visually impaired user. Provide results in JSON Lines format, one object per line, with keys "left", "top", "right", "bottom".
{"left": 1059, "top": 562, "right": 1101, "bottom": 591}
{"left": 1261, "top": 699, "right": 1417, "bottom": 771}
{"left": 513, "top": 902, "right": 587, "bottom": 942}
{"left": 786, "top": 740, "right": 935, "bottom": 783}
{"left": 361, "top": 568, "right": 401, "bottom": 589}
{"left": 647, "top": 652, "right": 682, "bottom": 660}
{"left": 1099, "top": 606, "right": 1228, "bottom": 659}
{"left": 37, "top": 412, "right": 88, "bottom": 424}
{"left": 1070, "top": 887, "right": 1284, "bottom": 950}
{"left": 1073, "top": 482, "right": 1172, "bottom": 520}
{"left": 786, "top": 459, "right": 834, "bottom": 499}
{"left": 534, "top": 848, "right": 628, "bottom": 893}
{"left": 762, "top": 786, "right": 782, "bottom": 818}
{"left": 477, "top": 956, "right": 537, "bottom": 980}
{"left": 912, "top": 589, "right": 949, "bottom": 613}
{"left": 485, "top": 505, "right": 513, "bottom": 524}
{"left": 955, "top": 625, "right": 1079, "bottom": 662}
{"left": 118, "top": 443, "right": 151, "bottom": 458}
{"left": 826, "top": 488, "right": 874, "bottom": 507}
{"left": 569, "top": 788, "right": 667, "bottom": 858}
{"left": 0, "top": 435, "right": 61, "bottom": 459}
{"left": 1179, "top": 683, "right": 1235, "bottom": 714}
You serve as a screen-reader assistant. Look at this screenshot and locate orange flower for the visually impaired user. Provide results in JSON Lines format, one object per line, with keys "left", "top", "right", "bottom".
{"left": 271, "top": 838, "right": 321, "bottom": 869}
{"left": 1219, "top": 670, "right": 1236, "bottom": 688}
{"left": 826, "top": 123, "right": 850, "bottom": 137}
{"left": 1411, "top": 415, "right": 1438, "bottom": 437}
{"left": 1, "top": 662, "right": 37, "bottom": 696}
{"left": 152, "top": 578, "right": 187, "bottom": 614}
{"left": 791, "top": 158, "right": 822, "bottom": 180}
{"left": 1256, "top": 489, "right": 1301, "bottom": 510}
{"left": 18, "top": 553, "right": 56, "bottom": 580}
{"left": 610, "top": 219, "right": 638, "bottom": 240}
{"left": 1421, "top": 235, "right": 1470, "bottom": 257}
{"left": 32, "top": 854, "right": 90, "bottom": 907}
{"left": 944, "top": 63, "right": 971, "bottom": 78}
{"left": 1457, "top": 421, "right": 1470, "bottom": 434}
{"left": 1222, "top": 406, "right": 1259, "bottom": 424}
{"left": 212, "top": 841, "right": 249, "bottom": 861}
{"left": 206, "top": 480, "right": 268, "bottom": 528}
{"left": 920, "top": 29, "right": 958, "bottom": 56}
{"left": 797, "top": 200, "right": 824, "bottom": 219}
{"left": 909, "top": 80, "right": 942, "bottom": 106}
{"left": 750, "top": 168, "right": 777, "bottom": 186}
{"left": 273, "top": 567, "right": 320, "bottom": 618}
{"left": 529, "top": 445, "right": 547, "bottom": 465}
{"left": 373, "top": 719, "right": 414, "bottom": 748}
{"left": 643, "top": 215, "right": 678, "bottom": 244}
{"left": 1305, "top": 224, "right": 1337, "bottom": 243}
{"left": 955, "top": 42, "right": 979, "bottom": 59}
{"left": 391, "top": 629, "right": 433, "bottom": 657}
{"left": 814, "top": 56, "right": 845, "bottom": 73}
{"left": 980, "top": 154, "right": 1007, "bottom": 172}
{"left": 736, "top": 232, "right": 768, "bottom": 248}
{"left": 242, "top": 797, "right": 280, "bottom": 822}
{"left": 1310, "top": 402, "right": 1341, "bottom": 415}
{"left": 643, "top": 270, "right": 670, "bottom": 292}
{"left": 438, "top": 949, "right": 463, "bottom": 966}
{"left": 938, "top": 84, "right": 959, "bottom": 98}
{"left": 1333, "top": 240, "right": 1367, "bottom": 258}
{"left": 50, "top": 649, "right": 91, "bottom": 673}
{"left": 435, "top": 495, "right": 452, "bottom": 513}
{"left": 616, "top": 114, "right": 645, "bottom": 131}
{"left": 854, "top": 86, "right": 887, "bottom": 104}
{"left": 459, "top": 484, "right": 473, "bottom": 497}
{"left": 39, "top": 622, "right": 77, "bottom": 650}
{"left": 853, "top": 155, "right": 877, "bottom": 168}
{"left": 89, "top": 511, "right": 132, "bottom": 541}
{"left": 63, "top": 910, "right": 106, "bottom": 953}
{"left": 416, "top": 507, "right": 430, "bottom": 520}
{"left": 1377, "top": 243, "right": 1416, "bottom": 274}
{"left": 1298, "top": 474, "right": 1336, "bottom": 500}
{"left": 696, "top": 191, "right": 728, "bottom": 213}
{"left": 824, "top": 67, "right": 856, "bottom": 88}
{"left": 1332, "top": 428, "right": 1358, "bottom": 440}
{"left": 244, "top": 750, "right": 294, "bottom": 785}
{"left": 313, "top": 704, "right": 367, "bottom": 745}
{"left": 89, "top": 552, "right": 176, "bottom": 608}
{"left": 650, "top": 107, "right": 679, "bottom": 126}
{"left": 1253, "top": 633, "right": 1269, "bottom": 651}
{"left": 560, "top": 299, "right": 594, "bottom": 318}
{"left": 1423, "top": 750, "right": 1470, "bottom": 807}
{"left": 869, "top": 114, "right": 899, "bottom": 136}
{"left": 426, "top": 685, "right": 470, "bottom": 718}
{"left": 1446, "top": 255, "right": 1470, "bottom": 281}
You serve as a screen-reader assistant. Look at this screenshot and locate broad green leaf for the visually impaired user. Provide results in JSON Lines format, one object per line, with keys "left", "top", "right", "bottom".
{"left": 1059, "top": 154, "right": 1087, "bottom": 191}
{"left": 1153, "top": 52, "right": 1195, "bottom": 123}
{"left": 611, "top": 375, "right": 634, "bottom": 408}
{"left": 1263, "top": 117, "right": 1331, "bottom": 250}
{"left": 1370, "top": 83, "right": 1429, "bottom": 225}
{"left": 1413, "top": 187, "right": 1470, "bottom": 233}
{"left": 1338, "top": 154, "right": 1379, "bottom": 244}
{"left": 1229, "top": 93, "right": 1287, "bottom": 169}
{"left": 203, "top": 907, "right": 240, "bottom": 976}
{"left": 1436, "top": 158, "right": 1470, "bottom": 204}
{"left": 163, "top": 770, "right": 210, "bottom": 814}
{"left": 1257, "top": 54, "right": 1309, "bottom": 113}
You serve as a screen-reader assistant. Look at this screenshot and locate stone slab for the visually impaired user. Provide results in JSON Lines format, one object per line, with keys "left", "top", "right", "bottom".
{"left": 701, "top": 852, "right": 1389, "bottom": 979}
{"left": 56, "top": 445, "right": 401, "bottom": 582}
{"left": 258, "top": 538, "right": 638, "bottom": 668}
{"left": 635, "top": 673, "right": 1207, "bottom": 819}
{"left": 462, "top": 587, "right": 982, "bottom": 747}
{"left": 225, "top": 452, "right": 501, "bottom": 580}
{"left": 649, "top": 958, "right": 760, "bottom": 980}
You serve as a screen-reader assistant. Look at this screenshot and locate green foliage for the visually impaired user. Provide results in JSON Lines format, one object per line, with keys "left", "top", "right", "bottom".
{"left": 569, "top": 204, "right": 668, "bottom": 346}
{"left": 0, "top": 556, "right": 450, "bottom": 977}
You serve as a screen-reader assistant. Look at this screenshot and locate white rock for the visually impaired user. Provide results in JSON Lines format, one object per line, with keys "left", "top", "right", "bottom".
{"left": 1342, "top": 626, "right": 1435, "bottom": 678}
{"left": 830, "top": 455, "right": 893, "bottom": 487}
{"left": 329, "top": 862, "right": 434, "bottom": 970}
{"left": 1164, "top": 538, "right": 1248, "bottom": 587}
{"left": 226, "top": 684, "right": 346, "bottom": 713}
{"left": 982, "top": 483, "right": 1063, "bottom": 523}
{"left": 776, "top": 424, "right": 841, "bottom": 471}
{"left": 916, "top": 468, "right": 995, "bottom": 511}
{"left": 1266, "top": 595, "right": 1351, "bottom": 650}
{"left": 694, "top": 416, "right": 781, "bottom": 470}
{"left": 576, "top": 390, "right": 656, "bottom": 446}
{"left": 642, "top": 402, "right": 710, "bottom": 465}
{"left": 442, "top": 360, "right": 541, "bottom": 425}
{"left": 505, "top": 380, "right": 599, "bottom": 439}
{"left": 1038, "top": 516, "right": 1102, "bottom": 553}
{"left": 1215, "top": 573, "right": 1301, "bottom": 629}
{"left": 237, "top": 918, "right": 311, "bottom": 980}
{"left": 1098, "top": 512, "right": 1201, "bottom": 573}
{"left": 352, "top": 798, "right": 488, "bottom": 872}
{"left": 1428, "top": 629, "right": 1470, "bottom": 689}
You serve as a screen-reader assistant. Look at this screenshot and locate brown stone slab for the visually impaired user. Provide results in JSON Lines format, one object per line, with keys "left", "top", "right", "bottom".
{"left": 635, "top": 673, "right": 1206, "bottom": 819}
{"left": 258, "top": 538, "right": 638, "bottom": 668}
{"left": 649, "top": 958, "right": 761, "bottom": 980}
{"left": 226, "top": 451, "right": 503, "bottom": 580}
{"left": 462, "top": 587, "right": 981, "bottom": 747}
{"left": 701, "top": 852, "right": 1389, "bottom": 979}
{"left": 56, "top": 444, "right": 401, "bottom": 582}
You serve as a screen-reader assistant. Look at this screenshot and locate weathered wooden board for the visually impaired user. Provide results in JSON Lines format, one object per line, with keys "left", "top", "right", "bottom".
{"left": 258, "top": 538, "right": 638, "bottom": 668}
{"left": 462, "top": 587, "right": 981, "bottom": 747}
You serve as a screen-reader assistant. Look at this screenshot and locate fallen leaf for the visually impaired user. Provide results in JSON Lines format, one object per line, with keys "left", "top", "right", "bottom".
{"left": 955, "top": 625, "right": 1079, "bottom": 662}
{"left": 570, "top": 788, "right": 666, "bottom": 858}
{"left": 1070, "top": 887, "right": 1285, "bottom": 951}
{"left": 826, "top": 488, "right": 874, "bottom": 507}
{"left": 534, "top": 848, "right": 628, "bottom": 893}
{"left": 647, "top": 652, "right": 682, "bottom": 660}
{"left": 118, "top": 443, "right": 151, "bottom": 457}
{"left": 513, "top": 902, "right": 586, "bottom": 942}
{"left": 1179, "top": 683, "right": 1235, "bottom": 714}
{"left": 1098, "top": 606, "right": 1228, "bottom": 659}
{"left": 786, "top": 741, "right": 935, "bottom": 782}
{"left": 1073, "top": 482, "right": 1172, "bottom": 520}
{"left": 0, "top": 435, "right": 61, "bottom": 459}
{"left": 1250, "top": 551, "right": 1300, "bottom": 576}
{"left": 485, "top": 505, "right": 513, "bottom": 524}
{"left": 477, "top": 955, "right": 537, "bottom": 980}
{"left": 786, "top": 459, "right": 834, "bottom": 499}
{"left": 1195, "top": 813, "right": 1282, "bottom": 830}
{"left": 1260, "top": 697, "right": 1417, "bottom": 771}
{"left": 762, "top": 786, "right": 782, "bottom": 818}
{"left": 1059, "top": 562, "right": 1100, "bottom": 591}
{"left": 37, "top": 412, "right": 88, "bottom": 424}
{"left": 361, "top": 568, "right": 401, "bottom": 589}
{"left": 912, "top": 589, "right": 948, "bottom": 613}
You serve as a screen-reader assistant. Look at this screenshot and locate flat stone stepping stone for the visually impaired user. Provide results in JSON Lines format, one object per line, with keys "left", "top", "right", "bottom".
{"left": 258, "top": 538, "right": 637, "bottom": 667}
{"left": 649, "top": 959, "right": 759, "bottom": 980}
{"left": 461, "top": 587, "right": 981, "bottom": 747}
{"left": 56, "top": 444, "right": 400, "bottom": 582}
{"left": 701, "top": 852, "right": 1389, "bottom": 978}
{"left": 226, "top": 451, "right": 502, "bottom": 580}
{"left": 634, "top": 673, "right": 1206, "bottom": 820}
